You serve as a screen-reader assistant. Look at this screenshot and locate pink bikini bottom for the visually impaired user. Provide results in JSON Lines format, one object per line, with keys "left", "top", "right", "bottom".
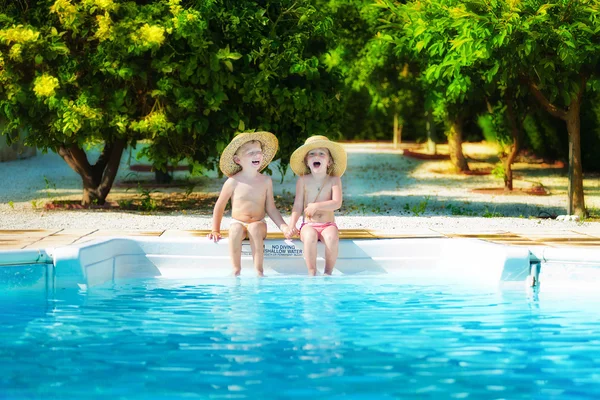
{"left": 299, "top": 222, "right": 338, "bottom": 239}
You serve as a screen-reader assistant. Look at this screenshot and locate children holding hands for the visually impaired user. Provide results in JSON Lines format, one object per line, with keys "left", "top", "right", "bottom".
{"left": 209, "top": 132, "right": 346, "bottom": 277}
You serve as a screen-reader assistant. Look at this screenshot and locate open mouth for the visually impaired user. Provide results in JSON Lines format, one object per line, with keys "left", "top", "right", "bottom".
{"left": 252, "top": 161, "right": 260, "bottom": 166}
{"left": 312, "top": 162, "right": 321, "bottom": 168}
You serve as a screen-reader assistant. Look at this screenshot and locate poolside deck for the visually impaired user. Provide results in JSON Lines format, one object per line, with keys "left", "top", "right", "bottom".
{"left": 2, "top": 227, "right": 600, "bottom": 250}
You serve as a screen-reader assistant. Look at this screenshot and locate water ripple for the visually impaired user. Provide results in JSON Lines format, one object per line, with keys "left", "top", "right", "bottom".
{"left": 1, "top": 276, "right": 599, "bottom": 399}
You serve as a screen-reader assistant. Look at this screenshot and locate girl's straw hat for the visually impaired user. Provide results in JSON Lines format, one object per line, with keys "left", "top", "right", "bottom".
{"left": 219, "top": 131, "right": 279, "bottom": 177}
{"left": 290, "top": 135, "right": 347, "bottom": 177}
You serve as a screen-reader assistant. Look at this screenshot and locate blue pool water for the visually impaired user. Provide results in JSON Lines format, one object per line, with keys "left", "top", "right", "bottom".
{"left": 1, "top": 276, "right": 600, "bottom": 399}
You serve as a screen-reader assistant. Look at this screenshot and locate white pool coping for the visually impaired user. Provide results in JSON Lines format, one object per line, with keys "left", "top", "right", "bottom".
{"left": 1, "top": 237, "right": 600, "bottom": 292}
{"left": 47, "top": 236, "right": 533, "bottom": 288}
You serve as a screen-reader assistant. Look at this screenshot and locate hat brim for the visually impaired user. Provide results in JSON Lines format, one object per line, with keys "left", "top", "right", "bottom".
{"left": 290, "top": 139, "right": 347, "bottom": 177}
{"left": 219, "top": 131, "right": 279, "bottom": 177}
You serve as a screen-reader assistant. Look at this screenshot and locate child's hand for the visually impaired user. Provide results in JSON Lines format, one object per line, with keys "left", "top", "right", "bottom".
{"left": 304, "top": 203, "right": 319, "bottom": 218}
{"left": 208, "top": 231, "right": 222, "bottom": 242}
{"left": 284, "top": 226, "right": 297, "bottom": 239}
{"left": 290, "top": 226, "right": 300, "bottom": 237}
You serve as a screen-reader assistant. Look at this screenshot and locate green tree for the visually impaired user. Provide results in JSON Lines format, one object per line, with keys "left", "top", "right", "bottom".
{"left": 323, "top": 0, "right": 423, "bottom": 145}
{"left": 417, "top": 0, "right": 530, "bottom": 189}
{"left": 1, "top": 0, "right": 222, "bottom": 204}
{"left": 1, "top": 0, "right": 341, "bottom": 204}
{"left": 516, "top": 0, "right": 600, "bottom": 217}
{"left": 380, "top": 0, "right": 492, "bottom": 172}
{"left": 382, "top": 0, "right": 600, "bottom": 212}
{"left": 210, "top": 0, "right": 342, "bottom": 174}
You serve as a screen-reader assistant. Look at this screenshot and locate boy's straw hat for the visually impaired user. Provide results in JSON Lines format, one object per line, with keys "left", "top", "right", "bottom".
{"left": 219, "top": 131, "right": 279, "bottom": 177}
{"left": 290, "top": 135, "right": 347, "bottom": 177}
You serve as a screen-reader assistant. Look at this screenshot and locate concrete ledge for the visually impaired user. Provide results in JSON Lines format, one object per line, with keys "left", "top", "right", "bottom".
{"left": 3, "top": 228, "right": 600, "bottom": 250}
{"left": 50, "top": 237, "right": 532, "bottom": 289}
{"left": 52, "top": 238, "right": 160, "bottom": 290}
{"left": 3, "top": 231, "right": 600, "bottom": 294}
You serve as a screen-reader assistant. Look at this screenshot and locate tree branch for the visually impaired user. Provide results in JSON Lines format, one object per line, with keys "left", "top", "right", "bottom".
{"left": 93, "top": 142, "right": 114, "bottom": 177}
{"left": 98, "top": 139, "right": 126, "bottom": 199}
{"left": 529, "top": 82, "right": 567, "bottom": 120}
{"left": 269, "top": 1, "right": 298, "bottom": 38}
{"left": 58, "top": 144, "right": 96, "bottom": 188}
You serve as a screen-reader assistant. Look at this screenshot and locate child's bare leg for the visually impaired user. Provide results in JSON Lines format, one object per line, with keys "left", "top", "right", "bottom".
{"left": 247, "top": 221, "right": 267, "bottom": 277}
{"left": 300, "top": 227, "right": 319, "bottom": 276}
{"left": 320, "top": 226, "right": 339, "bottom": 275}
{"left": 228, "top": 223, "right": 246, "bottom": 276}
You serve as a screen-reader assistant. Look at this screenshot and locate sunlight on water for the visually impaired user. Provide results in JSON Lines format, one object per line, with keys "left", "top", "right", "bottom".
{"left": 1, "top": 276, "right": 600, "bottom": 399}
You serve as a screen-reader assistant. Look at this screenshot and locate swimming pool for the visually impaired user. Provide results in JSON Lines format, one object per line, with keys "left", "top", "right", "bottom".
{"left": 1, "top": 237, "right": 599, "bottom": 398}
{"left": 1, "top": 276, "right": 600, "bottom": 399}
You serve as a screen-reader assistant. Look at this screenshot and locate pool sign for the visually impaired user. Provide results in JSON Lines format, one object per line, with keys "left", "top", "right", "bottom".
{"left": 241, "top": 243, "right": 303, "bottom": 257}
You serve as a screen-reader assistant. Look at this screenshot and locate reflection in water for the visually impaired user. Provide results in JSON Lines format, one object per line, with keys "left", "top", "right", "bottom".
{"left": 1, "top": 276, "right": 599, "bottom": 399}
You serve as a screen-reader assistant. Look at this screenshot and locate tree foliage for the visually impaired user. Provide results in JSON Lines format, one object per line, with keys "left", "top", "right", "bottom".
{"left": 321, "top": 0, "right": 423, "bottom": 142}
{"left": 515, "top": 0, "right": 600, "bottom": 217}
{"left": 380, "top": 0, "right": 600, "bottom": 215}
{"left": 0, "top": 0, "right": 341, "bottom": 204}
{"left": 379, "top": 0, "right": 494, "bottom": 171}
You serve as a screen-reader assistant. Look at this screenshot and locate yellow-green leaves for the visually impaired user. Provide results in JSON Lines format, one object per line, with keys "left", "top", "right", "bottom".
{"left": 0, "top": 26, "right": 40, "bottom": 44}
{"left": 413, "top": 25, "right": 427, "bottom": 38}
{"left": 133, "top": 24, "right": 166, "bottom": 47}
{"left": 0, "top": 26, "right": 40, "bottom": 61}
{"left": 50, "top": 0, "right": 81, "bottom": 30}
{"left": 1, "top": 0, "right": 341, "bottom": 192}
{"left": 94, "top": 14, "right": 113, "bottom": 41}
{"left": 449, "top": 37, "right": 473, "bottom": 51}
{"left": 216, "top": 45, "right": 243, "bottom": 72}
{"left": 536, "top": 3, "right": 556, "bottom": 15}
{"left": 50, "top": 97, "right": 104, "bottom": 138}
{"left": 8, "top": 44, "right": 22, "bottom": 61}
{"left": 82, "top": 0, "right": 118, "bottom": 12}
{"left": 168, "top": 0, "right": 183, "bottom": 16}
{"left": 33, "top": 74, "right": 60, "bottom": 98}
{"left": 506, "top": 0, "right": 522, "bottom": 11}
{"left": 448, "top": 6, "right": 476, "bottom": 19}
{"left": 131, "top": 111, "right": 174, "bottom": 139}
{"left": 110, "top": 114, "right": 129, "bottom": 134}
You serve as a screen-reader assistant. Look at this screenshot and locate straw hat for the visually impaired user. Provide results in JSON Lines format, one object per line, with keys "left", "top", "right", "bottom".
{"left": 290, "top": 135, "right": 347, "bottom": 177}
{"left": 219, "top": 131, "right": 279, "bottom": 177}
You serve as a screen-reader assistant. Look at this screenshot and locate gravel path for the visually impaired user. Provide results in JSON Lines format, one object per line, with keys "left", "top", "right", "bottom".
{"left": 0, "top": 143, "right": 598, "bottom": 231}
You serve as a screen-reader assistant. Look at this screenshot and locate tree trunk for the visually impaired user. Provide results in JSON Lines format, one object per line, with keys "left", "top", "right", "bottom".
{"left": 392, "top": 113, "right": 402, "bottom": 149}
{"left": 58, "top": 139, "right": 126, "bottom": 206}
{"left": 447, "top": 117, "right": 469, "bottom": 172}
{"left": 504, "top": 94, "right": 520, "bottom": 191}
{"left": 426, "top": 108, "right": 436, "bottom": 155}
{"left": 529, "top": 78, "right": 586, "bottom": 217}
{"left": 82, "top": 183, "right": 102, "bottom": 205}
{"left": 565, "top": 101, "right": 585, "bottom": 217}
{"left": 155, "top": 169, "right": 173, "bottom": 184}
